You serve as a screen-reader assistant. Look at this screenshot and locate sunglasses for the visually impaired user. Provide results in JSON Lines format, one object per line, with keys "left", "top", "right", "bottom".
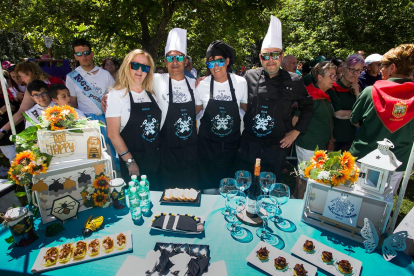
{"left": 6, "top": 65, "right": 16, "bottom": 72}
{"left": 74, "top": 50, "right": 92, "bottom": 57}
{"left": 260, "top": 52, "right": 282, "bottom": 60}
{"left": 206, "top": 58, "right": 226, "bottom": 69}
{"left": 165, "top": 55, "right": 185, "bottom": 62}
{"left": 130, "top": 62, "right": 150, "bottom": 73}
{"left": 346, "top": 67, "right": 363, "bottom": 75}
{"left": 32, "top": 92, "right": 48, "bottom": 99}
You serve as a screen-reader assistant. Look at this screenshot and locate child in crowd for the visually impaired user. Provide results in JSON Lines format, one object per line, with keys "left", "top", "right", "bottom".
{"left": 48, "top": 84, "right": 86, "bottom": 118}
{"left": 24, "top": 80, "right": 55, "bottom": 128}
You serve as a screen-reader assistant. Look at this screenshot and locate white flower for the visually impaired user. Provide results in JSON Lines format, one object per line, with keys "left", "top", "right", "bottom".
{"left": 317, "top": 171, "right": 331, "bottom": 180}
{"left": 86, "top": 185, "right": 95, "bottom": 194}
{"left": 86, "top": 194, "right": 91, "bottom": 200}
{"left": 298, "top": 169, "right": 304, "bottom": 176}
{"left": 61, "top": 109, "right": 70, "bottom": 116}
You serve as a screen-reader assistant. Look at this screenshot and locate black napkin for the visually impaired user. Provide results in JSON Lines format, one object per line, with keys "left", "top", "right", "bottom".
{"left": 155, "top": 249, "right": 173, "bottom": 273}
{"left": 187, "top": 256, "right": 211, "bottom": 276}
{"left": 152, "top": 214, "right": 199, "bottom": 232}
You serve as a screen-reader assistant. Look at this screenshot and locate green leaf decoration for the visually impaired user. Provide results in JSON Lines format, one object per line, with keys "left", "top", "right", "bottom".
{"left": 327, "top": 150, "right": 342, "bottom": 158}
{"left": 17, "top": 126, "right": 38, "bottom": 141}
{"left": 314, "top": 145, "right": 319, "bottom": 153}
{"left": 45, "top": 223, "right": 65, "bottom": 237}
{"left": 22, "top": 112, "right": 37, "bottom": 127}
{"left": 13, "top": 192, "right": 27, "bottom": 197}
{"left": 310, "top": 168, "right": 319, "bottom": 179}
{"left": 5, "top": 236, "right": 14, "bottom": 244}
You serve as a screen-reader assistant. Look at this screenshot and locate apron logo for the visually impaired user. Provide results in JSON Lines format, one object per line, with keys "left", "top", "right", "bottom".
{"left": 174, "top": 116, "right": 193, "bottom": 140}
{"left": 173, "top": 91, "right": 188, "bottom": 103}
{"left": 392, "top": 101, "right": 407, "bottom": 118}
{"left": 141, "top": 117, "right": 159, "bottom": 142}
{"left": 252, "top": 114, "right": 275, "bottom": 137}
{"left": 211, "top": 114, "right": 234, "bottom": 137}
{"left": 214, "top": 93, "right": 232, "bottom": 101}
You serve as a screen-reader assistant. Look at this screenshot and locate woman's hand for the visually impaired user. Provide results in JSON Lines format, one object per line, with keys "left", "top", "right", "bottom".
{"left": 127, "top": 162, "right": 140, "bottom": 176}
{"left": 350, "top": 83, "right": 360, "bottom": 97}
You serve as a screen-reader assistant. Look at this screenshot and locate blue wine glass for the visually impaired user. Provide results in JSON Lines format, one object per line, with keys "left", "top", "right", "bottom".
{"left": 225, "top": 190, "right": 248, "bottom": 239}
{"left": 234, "top": 170, "right": 252, "bottom": 192}
{"left": 270, "top": 184, "right": 290, "bottom": 219}
{"left": 219, "top": 178, "right": 238, "bottom": 216}
{"left": 255, "top": 195, "right": 279, "bottom": 244}
{"left": 259, "top": 172, "right": 276, "bottom": 195}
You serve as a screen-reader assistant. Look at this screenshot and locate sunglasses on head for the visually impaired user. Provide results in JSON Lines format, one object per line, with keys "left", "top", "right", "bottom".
{"left": 206, "top": 58, "right": 226, "bottom": 69}
{"left": 260, "top": 52, "right": 282, "bottom": 60}
{"left": 74, "top": 50, "right": 92, "bottom": 57}
{"left": 6, "top": 65, "right": 16, "bottom": 72}
{"left": 165, "top": 55, "right": 185, "bottom": 62}
{"left": 130, "top": 62, "right": 150, "bottom": 73}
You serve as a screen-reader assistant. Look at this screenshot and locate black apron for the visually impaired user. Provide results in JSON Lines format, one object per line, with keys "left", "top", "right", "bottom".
{"left": 159, "top": 78, "right": 198, "bottom": 189}
{"left": 120, "top": 91, "right": 161, "bottom": 190}
{"left": 198, "top": 74, "right": 241, "bottom": 189}
{"left": 239, "top": 70, "right": 288, "bottom": 182}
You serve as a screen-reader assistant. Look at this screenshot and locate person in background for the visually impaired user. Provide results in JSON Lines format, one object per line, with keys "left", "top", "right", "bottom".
{"left": 195, "top": 40, "right": 247, "bottom": 193}
{"left": 24, "top": 80, "right": 55, "bottom": 127}
{"left": 0, "top": 61, "right": 64, "bottom": 139}
{"left": 328, "top": 54, "right": 364, "bottom": 151}
{"left": 156, "top": 66, "right": 167, "bottom": 73}
{"left": 102, "top": 58, "right": 119, "bottom": 81}
{"left": 350, "top": 44, "right": 414, "bottom": 195}
{"left": 357, "top": 50, "right": 366, "bottom": 59}
{"left": 293, "top": 61, "right": 336, "bottom": 198}
{"left": 358, "top": 53, "right": 383, "bottom": 91}
{"left": 301, "top": 61, "right": 311, "bottom": 77}
{"left": 48, "top": 84, "right": 86, "bottom": 118}
{"left": 6, "top": 65, "right": 24, "bottom": 102}
{"left": 282, "top": 55, "right": 298, "bottom": 74}
{"left": 302, "top": 56, "right": 327, "bottom": 86}
{"left": 184, "top": 56, "right": 196, "bottom": 79}
{"left": 331, "top": 58, "right": 344, "bottom": 80}
{"left": 106, "top": 49, "right": 161, "bottom": 188}
{"left": 1, "top": 61, "right": 13, "bottom": 70}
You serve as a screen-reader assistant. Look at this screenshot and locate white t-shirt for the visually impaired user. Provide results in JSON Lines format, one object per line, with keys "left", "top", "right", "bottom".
{"left": 195, "top": 74, "right": 248, "bottom": 123}
{"left": 152, "top": 73, "right": 196, "bottom": 129}
{"left": 105, "top": 88, "right": 154, "bottom": 132}
{"left": 66, "top": 66, "right": 114, "bottom": 116}
{"left": 25, "top": 102, "right": 55, "bottom": 128}
{"left": 73, "top": 107, "right": 86, "bottom": 119}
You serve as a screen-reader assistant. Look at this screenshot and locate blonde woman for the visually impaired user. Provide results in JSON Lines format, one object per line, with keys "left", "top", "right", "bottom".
{"left": 106, "top": 49, "right": 161, "bottom": 188}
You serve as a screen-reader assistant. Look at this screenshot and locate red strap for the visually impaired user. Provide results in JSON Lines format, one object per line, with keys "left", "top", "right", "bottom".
{"left": 306, "top": 83, "right": 331, "bottom": 102}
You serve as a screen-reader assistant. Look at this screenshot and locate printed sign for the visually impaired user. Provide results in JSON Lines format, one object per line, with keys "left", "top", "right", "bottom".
{"left": 322, "top": 190, "right": 363, "bottom": 227}
{"left": 44, "top": 132, "right": 76, "bottom": 157}
{"left": 87, "top": 136, "right": 101, "bottom": 159}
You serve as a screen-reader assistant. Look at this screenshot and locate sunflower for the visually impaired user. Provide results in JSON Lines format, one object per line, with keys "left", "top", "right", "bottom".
{"left": 8, "top": 168, "right": 20, "bottom": 184}
{"left": 311, "top": 150, "right": 328, "bottom": 167}
{"left": 341, "top": 151, "right": 356, "bottom": 171}
{"left": 61, "top": 105, "right": 79, "bottom": 120}
{"left": 14, "top": 151, "right": 35, "bottom": 166}
{"left": 32, "top": 163, "right": 48, "bottom": 175}
{"left": 50, "top": 122, "right": 66, "bottom": 131}
{"left": 42, "top": 105, "right": 62, "bottom": 122}
{"left": 349, "top": 166, "right": 360, "bottom": 183}
{"left": 331, "top": 170, "right": 350, "bottom": 186}
{"left": 92, "top": 190, "right": 107, "bottom": 207}
{"left": 304, "top": 165, "right": 314, "bottom": 178}
{"left": 93, "top": 175, "right": 110, "bottom": 190}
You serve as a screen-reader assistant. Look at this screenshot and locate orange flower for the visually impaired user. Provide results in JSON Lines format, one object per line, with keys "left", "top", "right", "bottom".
{"left": 311, "top": 150, "right": 328, "bottom": 167}
{"left": 349, "top": 166, "right": 360, "bottom": 183}
{"left": 8, "top": 169, "right": 20, "bottom": 184}
{"left": 341, "top": 151, "right": 356, "bottom": 171}
{"left": 93, "top": 175, "right": 110, "bottom": 190}
{"left": 50, "top": 122, "right": 65, "bottom": 131}
{"left": 61, "top": 105, "right": 79, "bottom": 120}
{"left": 32, "top": 163, "right": 48, "bottom": 175}
{"left": 14, "top": 151, "right": 35, "bottom": 166}
{"left": 43, "top": 106, "right": 62, "bottom": 122}
{"left": 92, "top": 190, "right": 107, "bottom": 207}
{"left": 331, "top": 170, "right": 350, "bottom": 186}
{"left": 304, "top": 165, "right": 314, "bottom": 178}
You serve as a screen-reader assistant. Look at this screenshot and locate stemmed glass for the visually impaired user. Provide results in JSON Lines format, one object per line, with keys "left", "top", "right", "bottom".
{"left": 234, "top": 170, "right": 252, "bottom": 192}
{"left": 225, "top": 190, "right": 248, "bottom": 240}
{"left": 219, "top": 178, "right": 238, "bottom": 216}
{"left": 270, "top": 184, "right": 290, "bottom": 221}
{"left": 255, "top": 195, "right": 279, "bottom": 244}
{"left": 259, "top": 172, "right": 276, "bottom": 195}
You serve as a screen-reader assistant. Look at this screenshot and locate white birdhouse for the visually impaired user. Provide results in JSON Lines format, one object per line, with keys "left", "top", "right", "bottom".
{"left": 357, "top": 139, "right": 401, "bottom": 198}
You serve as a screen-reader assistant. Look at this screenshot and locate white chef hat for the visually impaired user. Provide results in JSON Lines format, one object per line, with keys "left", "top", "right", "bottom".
{"left": 165, "top": 28, "right": 187, "bottom": 56}
{"left": 261, "top": 16, "right": 283, "bottom": 51}
{"left": 365, "top": 54, "right": 382, "bottom": 65}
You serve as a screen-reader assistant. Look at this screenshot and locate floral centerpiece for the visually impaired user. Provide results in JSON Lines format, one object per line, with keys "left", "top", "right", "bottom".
{"left": 81, "top": 173, "right": 110, "bottom": 208}
{"left": 8, "top": 150, "right": 48, "bottom": 186}
{"left": 298, "top": 147, "right": 360, "bottom": 188}
{"left": 40, "top": 105, "right": 81, "bottom": 130}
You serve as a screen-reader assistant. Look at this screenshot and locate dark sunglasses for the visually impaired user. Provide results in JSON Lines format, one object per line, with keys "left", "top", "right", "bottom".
{"left": 75, "top": 50, "right": 92, "bottom": 57}
{"left": 32, "top": 92, "right": 48, "bottom": 99}
{"left": 130, "top": 62, "right": 150, "bottom": 72}
{"left": 6, "top": 65, "right": 16, "bottom": 72}
{"left": 260, "top": 52, "right": 282, "bottom": 60}
{"left": 165, "top": 55, "right": 185, "bottom": 62}
{"left": 206, "top": 58, "right": 226, "bottom": 69}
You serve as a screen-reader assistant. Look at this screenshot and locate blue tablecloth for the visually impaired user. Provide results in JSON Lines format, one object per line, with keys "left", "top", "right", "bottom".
{"left": 1, "top": 192, "right": 413, "bottom": 275}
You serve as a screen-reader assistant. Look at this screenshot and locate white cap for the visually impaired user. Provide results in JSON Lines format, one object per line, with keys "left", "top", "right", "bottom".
{"left": 261, "top": 16, "right": 283, "bottom": 51}
{"left": 165, "top": 28, "right": 187, "bottom": 56}
{"left": 365, "top": 54, "right": 382, "bottom": 65}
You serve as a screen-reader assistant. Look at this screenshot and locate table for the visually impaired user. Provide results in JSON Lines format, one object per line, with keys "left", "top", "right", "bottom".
{"left": 1, "top": 192, "right": 413, "bottom": 275}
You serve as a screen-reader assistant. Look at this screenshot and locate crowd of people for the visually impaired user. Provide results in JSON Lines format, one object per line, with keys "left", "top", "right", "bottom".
{"left": 1, "top": 16, "right": 413, "bottom": 198}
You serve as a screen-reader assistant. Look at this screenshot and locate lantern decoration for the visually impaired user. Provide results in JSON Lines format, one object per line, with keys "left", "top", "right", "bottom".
{"left": 356, "top": 139, "right": 401, "bottom": 198}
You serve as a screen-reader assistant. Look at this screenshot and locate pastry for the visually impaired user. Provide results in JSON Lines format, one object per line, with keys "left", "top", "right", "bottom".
{"left": 163, "top": 188, "right": 198, "bottom": 202}
{"left": 256, "top": 247, "right": 269, "bottom": 261}
{"left": 337, "top": 260, "right": 353, "bottom": 274}
{"left": 42, "top": 247, "right": 59, "bottom": 266}
{"left": 73, "top": 241, "right": 87, "bottom": 259}
{"left": 102, "top": 236, "right": 114, "bottom": 253}
{"left": 115, "top": 233, "right": 126, "bottom": 250}
{"left": 293, "top": 264, "right": 308, "bottom": 276}
{"left": 58, "top": 243, "right": 73, "bottom": 263}
{"left": 302, "top": 240, "right": 315, "bottom": 252}
{"left": 88, "top": 238, "right": 100, "bottom": 256}
{"left": 321, "top": 251, "right": 333, "bottom": 262}
{"left": 274, "top": 256, "right": 288, "bottom": 270}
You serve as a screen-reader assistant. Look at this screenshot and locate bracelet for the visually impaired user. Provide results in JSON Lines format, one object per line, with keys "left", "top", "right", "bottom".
{"left": 119, "top": 150, "right": 129, "bottom": 157}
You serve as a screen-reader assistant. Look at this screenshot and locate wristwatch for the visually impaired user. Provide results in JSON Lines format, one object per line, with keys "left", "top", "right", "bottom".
{"left": 0, "top": 128, "right": 8, "bottom": 134}
{"left": 126, "top": 158, "right": 135, "bottom": 168}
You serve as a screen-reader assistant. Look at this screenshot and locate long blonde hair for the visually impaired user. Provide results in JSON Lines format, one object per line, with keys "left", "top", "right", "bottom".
{"left": 112, "top": 49, "right": 155, "bottom": 96}
{"left": 15, "top": 61, "right": 50, "bottom": 81}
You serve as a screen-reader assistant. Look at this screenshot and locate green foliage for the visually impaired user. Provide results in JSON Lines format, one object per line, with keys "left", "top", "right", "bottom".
{"left": 5, "top": 236, "right": 14, "bottom": 244}
{"left": 13, "top": 192, "right": 27, "bottom": 197}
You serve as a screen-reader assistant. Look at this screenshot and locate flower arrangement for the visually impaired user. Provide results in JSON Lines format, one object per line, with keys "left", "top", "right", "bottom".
{"left": 81, "top": 173, "right": 110, "bottom": 208}
{"left": 298, "top": 148, "right": 360, "bottom": 188}
{"left": 40, "top": 105, "right": 81, "bottom": 130}
{"left": 8, "top": 150, "right": 50, "bottom": 186}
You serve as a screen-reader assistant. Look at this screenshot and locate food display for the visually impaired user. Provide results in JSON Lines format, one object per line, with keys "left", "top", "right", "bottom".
{"left": 256, "top": 247, "right": 269, "bottom": 261}
{"left": 274, "top": 256, "right": 288, "bottom": 270}
{"left": 73, "top": 241, "right": 87, "bottom": 259}
{"left": 101, "top": 236, "right": 114, "bottom": 253}
{"left": 337, "top": 260, "right": 353, "bottom": 274}
{"left": 321, "top": 251, "right": 333, "bottom": 263}
{"left": 303, "top": 240, "right": 315, "bottom": 252}
{"left": 115, "top": 233, "right": 126, "bottom": 250}
{"left": 58, "top": 243, "right": 73, "bottom": 263}
{"left": 42, "top": 247, "right": 59, "bottom": 267}
{"left": 294, "top": 263, "right": 308, "bottom": 276}
{"left": 162, "top": 188, "right": 198, "bottom": 202}
{"left": 88, "top": 239, "right": 100, "bottom": 256}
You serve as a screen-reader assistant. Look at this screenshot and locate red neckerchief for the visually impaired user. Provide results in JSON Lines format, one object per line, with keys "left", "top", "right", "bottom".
{"left": 306, "top": 83, "right": 331, "bottom": 102}
{"left": 372, "top": 80, "right": 414, "bottom": 133}
{"left": 1, "top": 88, "right": 15, "bottom": 101}
{"left": 333, "top": 81, "right": 350, "bottom": 93}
